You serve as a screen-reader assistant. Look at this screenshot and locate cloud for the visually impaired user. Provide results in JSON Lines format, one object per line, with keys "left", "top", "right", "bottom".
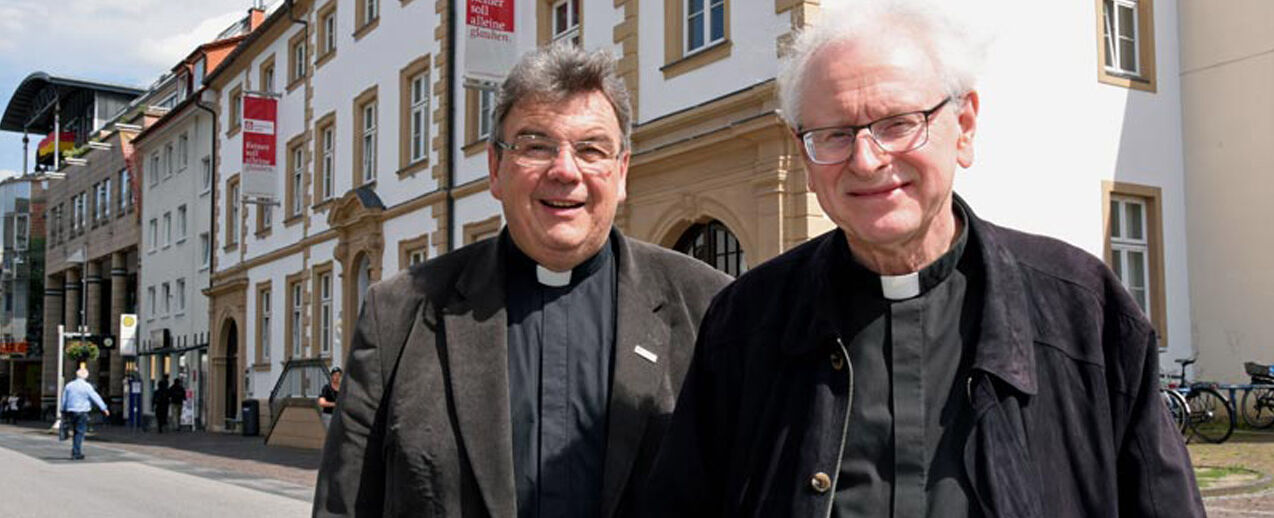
{"left": 0, "top": 0, "right": 263, "bottom": 86}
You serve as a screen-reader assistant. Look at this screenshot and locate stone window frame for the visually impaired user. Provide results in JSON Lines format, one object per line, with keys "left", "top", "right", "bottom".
{"left": 398, "top": 54, "right": 432, "bottom": 177}
{"left": 225, "top": 174, "right": 241, "bottom": 249}
{"left": 462, "top": 85, "right": 496, "bottom": 157}
{"left": 661, "top": 0, "right": 731, "bottom": 80}
{"left": 1102, "top": 180, "right": 1166, "bottom": 348}
{"left": 397, "top": 233, "right": 431, "bottom": 271}
{"left": 288, "top": 30, "right": 308, "bottom": 92}
{"left": 317, "top": 0, "right": 338, "bottom": 69}
{"left": 314, "top": 111, "right": 337, "bottom": 209}
{"left": 352, "top": 85, "right": 379, "bottom": 187}
{"left": 311, "top": 261, "right": 335, "bottom": 358}
{"left": 463, "top": 215, "right": 503, "bottom": 245}
{"left": 285, "top": 270, "right": 308, "bottom": 360}
{"left": 259, "top": 53, "right": 277, "bottom": 94}
{"left": 1096, "top": 0, "right": 1156, "bottom": 92}
{"left": 537, "top": 0, "right": 583, "bottom": 46}
{"left": 285, "top": 130, "right": 310, "bottom": 226}
{"left": 227, "top": 84, "right": 244, "bottom": 137}
{"left": 354, "top": 0, "right": 381, "bottom": 40}
{"left": 255, "top": 280, "right": 273, "bottom": 369}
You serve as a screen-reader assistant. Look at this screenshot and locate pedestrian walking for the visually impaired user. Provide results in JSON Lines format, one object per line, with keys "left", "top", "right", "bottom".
{"left": 317, "top": 367, "right": 341, "bottom": 429}
{"left": 61, "top": 368, "right": 109, "bottom": 460}
{"left": 5, "top": 393, "right": 19, "bottom": 424}
{"left": 169, "top": 378, "right": 186, "bottom": 432}
{"left": 154, "top": 376, "right": 170, "bottom": 433}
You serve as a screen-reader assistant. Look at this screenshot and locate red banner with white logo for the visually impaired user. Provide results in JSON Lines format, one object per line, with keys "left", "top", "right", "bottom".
{"left": 242, "top": 95, "right": 278, "bottom": 198}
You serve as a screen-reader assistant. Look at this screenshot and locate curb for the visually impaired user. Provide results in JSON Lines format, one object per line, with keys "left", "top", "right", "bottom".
{"left": 1199, "top": 467, "right": 1273, "bottom": 498}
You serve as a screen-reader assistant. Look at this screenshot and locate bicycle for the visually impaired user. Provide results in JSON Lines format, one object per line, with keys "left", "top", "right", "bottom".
{"left": 1241, "top": 362, "right": 1274, "bottom": 429}
{"left": 1160, "top": 377, "right": 1189, "bottom": 434}
{"left": 1166, "top": 357, "right": 1236, "bottom": 444}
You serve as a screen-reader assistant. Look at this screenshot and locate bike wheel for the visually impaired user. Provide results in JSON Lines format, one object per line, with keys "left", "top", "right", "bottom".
{"left": 1242, "top": 387, "right": 1274, "bottom": 429}
{"left": 1187, "top": 387, "right": 1236, "bottom": 444}
{"left": 1162, "top": 389, "right": 1189, "bottom": 434}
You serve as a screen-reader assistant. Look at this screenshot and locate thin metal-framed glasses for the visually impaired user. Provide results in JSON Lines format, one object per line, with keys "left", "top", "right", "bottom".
{"left": 797, "top": 97, "right": 953, "bottom": 165}
{"left": 492, "top": 134, "right": 622, "bottom": 175}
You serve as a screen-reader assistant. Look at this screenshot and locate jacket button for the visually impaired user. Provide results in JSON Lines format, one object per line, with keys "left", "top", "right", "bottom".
{"left": 810, "top": 472, "right": 832, "bottom": 493}
{"left": 830, "top": 353, "right": 844, "bottom": 371}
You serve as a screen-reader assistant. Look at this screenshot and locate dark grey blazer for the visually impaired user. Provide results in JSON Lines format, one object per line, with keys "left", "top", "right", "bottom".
{"left": 313, "top": 230, "right": 731, "bottom": 517}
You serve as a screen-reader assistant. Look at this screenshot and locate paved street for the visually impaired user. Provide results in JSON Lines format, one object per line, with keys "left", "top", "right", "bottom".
{"left": 0, "top": 423, "right": 313, "bottom": 517}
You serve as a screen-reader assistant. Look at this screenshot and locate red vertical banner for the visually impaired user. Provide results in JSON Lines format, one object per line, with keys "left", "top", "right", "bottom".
{"left": 465, "top": 0, "right": 516, "bottom": 83}
{"left": 242, "top": 95, "right": 278, "bottom": 199}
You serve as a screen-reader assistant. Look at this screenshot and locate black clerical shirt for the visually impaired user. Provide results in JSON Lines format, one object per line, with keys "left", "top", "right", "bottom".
{"left": 832, "top": 207, "right": 984, "bottom": 518}
{"left": 505, "top": 232, "right": 617, "bottom": 518}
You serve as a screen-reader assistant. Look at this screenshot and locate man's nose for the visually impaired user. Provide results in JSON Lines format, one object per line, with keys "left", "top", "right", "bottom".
{"left": 845, "top": 130, "right": 889, "bottom": 176}
{"left": 545, "top": 145, "right": 584, "bottom": 181}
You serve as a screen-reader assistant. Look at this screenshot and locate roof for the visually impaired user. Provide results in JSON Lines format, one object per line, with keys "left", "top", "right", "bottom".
{"left": 203, "top": 1, "right": 296, "bottom": 88}
{"left": 0, "top": 72, "right": 145, "bottom": 133}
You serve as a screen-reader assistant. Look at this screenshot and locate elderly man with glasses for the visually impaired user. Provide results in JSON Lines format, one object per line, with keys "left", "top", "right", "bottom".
{"left": 646, "top": 1, "right": 1203, "bottom": 516}
{"left": 314, "top": 44, "right": 730, "bottom": 518}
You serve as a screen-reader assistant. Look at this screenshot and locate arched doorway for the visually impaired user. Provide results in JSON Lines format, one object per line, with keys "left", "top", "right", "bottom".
{"left": 223, "top": 320, "right": 238, "bottom": 420}
{"left": 674, "top": 220, "right": 747, "bottom": 277}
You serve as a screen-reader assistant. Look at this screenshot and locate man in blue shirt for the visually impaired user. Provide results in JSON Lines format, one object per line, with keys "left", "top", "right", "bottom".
{"left": 62, "top": 368, "right": 109, "bottom": 460}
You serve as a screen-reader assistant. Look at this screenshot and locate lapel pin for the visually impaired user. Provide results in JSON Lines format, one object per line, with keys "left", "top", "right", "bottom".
{"left": 634, "top": 345, "right": 658, "bottom": 364}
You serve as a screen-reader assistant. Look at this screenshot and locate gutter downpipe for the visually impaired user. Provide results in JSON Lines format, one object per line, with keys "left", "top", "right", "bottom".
{"left": 193, "top": 96, "right": 218, "bottom": 299}
{"left": 446, "top": 0, "right": 456, "bottom": 252}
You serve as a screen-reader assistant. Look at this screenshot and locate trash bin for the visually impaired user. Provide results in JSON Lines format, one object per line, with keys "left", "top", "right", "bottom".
{"left": 241, "top": 399, "right": 260, "bottom": 437}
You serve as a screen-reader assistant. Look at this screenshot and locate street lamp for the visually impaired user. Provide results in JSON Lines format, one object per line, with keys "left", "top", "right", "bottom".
{"left": 52, "top": 247, "right": 86, "bottom": 433}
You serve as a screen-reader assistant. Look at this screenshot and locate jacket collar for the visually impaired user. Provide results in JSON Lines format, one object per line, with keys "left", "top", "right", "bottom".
{"left": 798, "top": 194, "right": 1038, "bottom": 396}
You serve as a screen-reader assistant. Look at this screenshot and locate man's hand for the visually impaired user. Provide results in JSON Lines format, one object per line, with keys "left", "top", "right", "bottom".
{"left": 103, "top": 410, "right": 110, "bottom": 417}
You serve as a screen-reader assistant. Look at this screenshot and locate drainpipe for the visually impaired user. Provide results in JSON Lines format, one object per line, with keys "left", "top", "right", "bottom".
{"left": 446, "top": 0, "right": 456, "bottom": 251}
{"left": 286, "top": 0, "right": 309, "bottom": 41}
{"left": 193, "top": 96, "right": 217, "bottom": 303}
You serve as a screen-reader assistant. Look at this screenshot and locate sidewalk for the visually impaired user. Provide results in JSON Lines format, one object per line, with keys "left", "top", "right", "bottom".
{"left": 0, "top": 420, "right": 321, "bottom": 488}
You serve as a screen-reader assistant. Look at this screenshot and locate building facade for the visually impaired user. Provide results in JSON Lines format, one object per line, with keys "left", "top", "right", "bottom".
{"left": 1178, "top": 1, "right": 1274, "bottom": 382}
{"left": 132, "top": 10, "right": 259, "bottom": 431}
{"left": 0, "top": 176, "right": 46, "bottom": 415}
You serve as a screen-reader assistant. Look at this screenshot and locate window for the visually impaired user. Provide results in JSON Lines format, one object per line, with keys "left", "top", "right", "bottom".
{"left": 409, "top": 249, "right": 426, "bottom": 266}
{"left": 462, "top": 215, "right": 503, "bottom": 245}
{"left": 291, "top": 145, "right": 305, "bottom": 216}
{"left": 177, "top": 205, "right": 187, "bottom": 240}
{"left": 318, "top": 271, "right": 332, "bottom": 355}
{"left": 226, "top": 176, "right": 240, "bottom": 247}
{"left": 260, "top": 54, "right": 277, "bottom": 94}
{"left": 200, "top": 232, "right": 211, "bottom": 267}
{"left": 162, "top": 212, "right": 172, "bottom": 247}
{"left": 1104, "top": 181, "right": 1166, "bottom": 346}
{"left": 229, "top": 86, "right": 243, "bottom": 133}
{"left": 289, "top": 33, "right": 307, "bottom": 86}
{"left": 674, "top": 220, "right": 747, "bottom": 277}
{"left": 1097, "top": 0, "right": 1156, "bottom": 92}
{"left": 478, "top": 89, "right": 493, "bottom": 139}
{"left": 102, "top": 178, "right": 111, "bottom": 219}
{"left": 409, "top": 72, "right": 429, "bottom": 163}
{"left": 319, "top": 3, "right": 337, "bottom": 58}
{"left": 200, "top": 157, "right": 211, "bottom": 192}
{"left": 193, "top": 58, "right": 206, "bottom": 86}
{"left": 352, "top": 87, "right": 379, "bottom": 185}
{"left": 93, "top": 183, "right": 103, "bottom": 221}
{"left": 13, "top": 214, "right": 28, "bottom": 251}
{"left": 552, "top": 0, "right": 581, "bottom": 45}
{"left": 356, "top": 0, "right": 380, "bottom": 37}
{"left": 662, "top": 0, "right": 731, "bottom": 79}
{"left": 176, "top": 278, "right": 186, "bottom": 313}
{"left": 119, "top": 168, "right": 131, "bottom": 212}
{"left": 362, "top": 101, "right": 377, "bottom": 182}
{"left": 147, "top": 218, "right": 157, "bottom": 251}
{"left": 147, "top": 286, "right": 156, "bottom": 318}
{"left": 178, "top": 133, "right": 189, "bottom": 170}
{"left": 290, "top": 281, "right": 303, "bottom": 358}
{"left": 162, "top": 282, "right": 171, "bottom": 316}
{"left": 686, "top": 0, "right": 725, "bottom": 53}
{"left": 164, "top": 144, "right": 174, "bottom": 178}
{"left": 149, "top": 153, "right": 160, "bottom": 186}
{"left": 321, "top": 125, "right": 334, "bottom": 200}
{"left": 258, "top": 286, "right": 272, "bottom": 361}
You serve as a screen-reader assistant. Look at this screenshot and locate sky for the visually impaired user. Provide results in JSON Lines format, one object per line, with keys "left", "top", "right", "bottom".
{"left": 0, "top": 0, "right": 275, "bottom": 179}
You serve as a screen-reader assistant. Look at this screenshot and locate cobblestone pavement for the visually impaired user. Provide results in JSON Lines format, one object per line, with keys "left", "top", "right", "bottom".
{"left": 1192, "top": 429, "right": 1274, "bottom": 516}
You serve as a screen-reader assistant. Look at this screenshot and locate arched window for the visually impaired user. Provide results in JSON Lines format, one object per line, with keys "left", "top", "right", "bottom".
{"left": 674, "top": 220, "right": 747, "bottom": 277}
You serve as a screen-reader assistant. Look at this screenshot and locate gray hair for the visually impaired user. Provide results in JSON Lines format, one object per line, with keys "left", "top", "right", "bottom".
{"left": 777, "top": 0, "right": 990, "bottom": 129}
{"left": 492, "top": 43, "right": 633, "bottom": 150}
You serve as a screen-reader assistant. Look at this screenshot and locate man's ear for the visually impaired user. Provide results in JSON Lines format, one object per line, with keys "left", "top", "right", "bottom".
{"left": 487, "top": 142, "right": 503, "bottom": 201}
{"left": 956, "top": 90, "right": 979, "bottom": 169}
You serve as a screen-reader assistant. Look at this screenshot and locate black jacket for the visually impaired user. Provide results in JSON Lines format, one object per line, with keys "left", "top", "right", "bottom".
{"left": 646, "top": 199, "right": 1203, "bottom": 517}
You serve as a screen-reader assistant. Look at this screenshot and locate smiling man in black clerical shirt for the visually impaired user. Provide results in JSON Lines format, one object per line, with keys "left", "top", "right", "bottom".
{"left": 313, "top": 44, "right": 731, "bottom": 518}
{"left": 645, "top": 0, "right": 1203, "bottom": 516}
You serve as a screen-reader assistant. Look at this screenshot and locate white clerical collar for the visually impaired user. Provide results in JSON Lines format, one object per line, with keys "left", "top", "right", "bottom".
{"left": 880, "top": 272, "right": 921, "bottom": 301}
{"left": 536, "top": 264, "right": 572, "bottom": 287}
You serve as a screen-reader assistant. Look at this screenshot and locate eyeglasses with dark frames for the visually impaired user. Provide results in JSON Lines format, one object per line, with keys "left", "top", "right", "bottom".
{"left": 797, "top": 97, "right": 954, "bottom": 165}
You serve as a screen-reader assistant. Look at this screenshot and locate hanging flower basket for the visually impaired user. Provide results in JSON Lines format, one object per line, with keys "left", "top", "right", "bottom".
{"left": 65, "top": 340, "right": 99, "bottom": 364}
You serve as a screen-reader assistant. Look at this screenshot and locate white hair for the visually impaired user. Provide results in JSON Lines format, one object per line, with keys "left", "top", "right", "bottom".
{"left": 76, "top": 368, "right": 88, "bottom": 380}
{"left": 777, "top": 0, "right": 991, "bottom": 129}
